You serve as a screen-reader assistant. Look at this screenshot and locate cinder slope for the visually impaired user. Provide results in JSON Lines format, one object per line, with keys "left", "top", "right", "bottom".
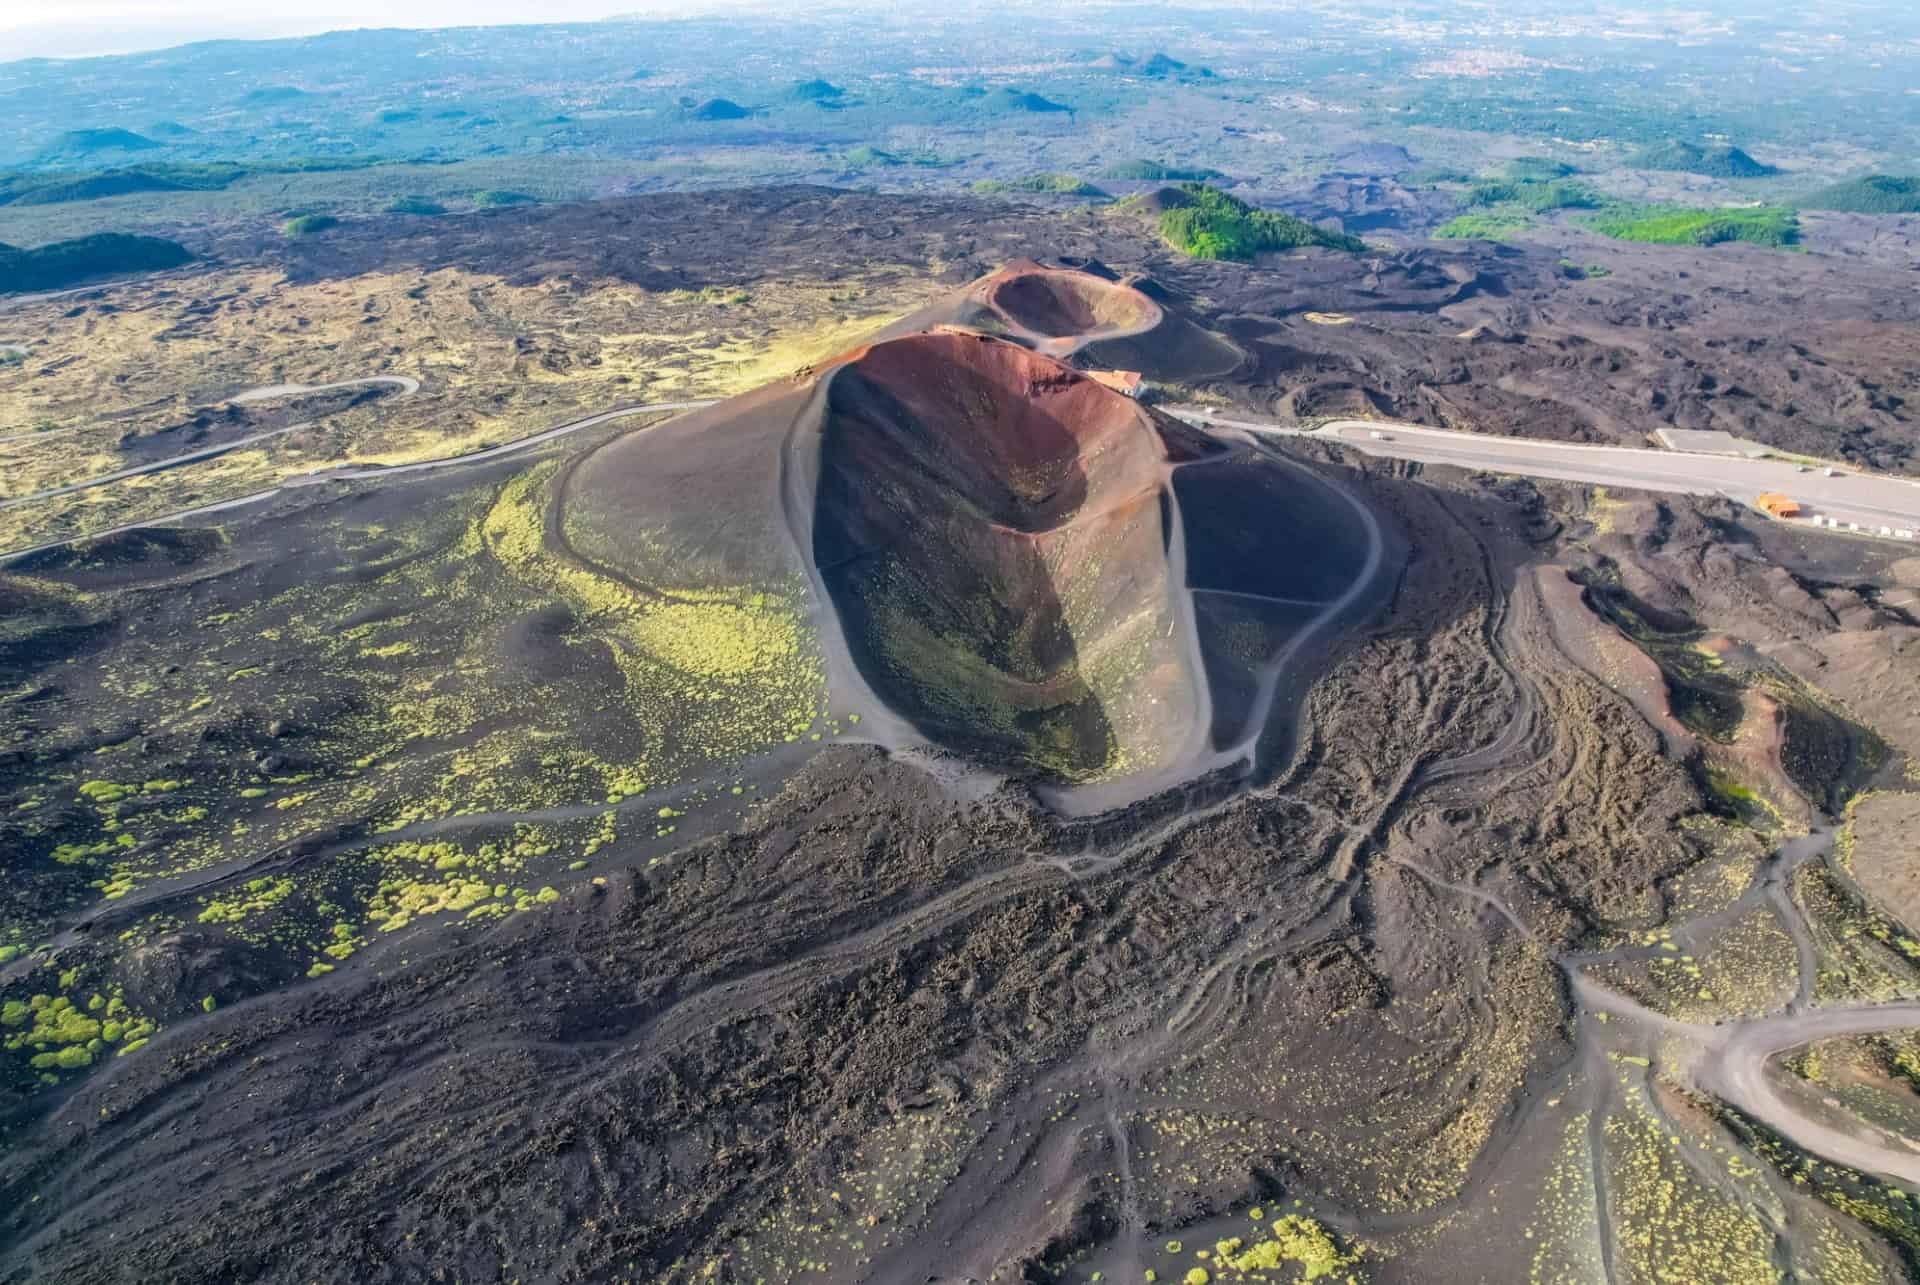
{"left": 810, "top": 329, "right": 1205, "bottom": 779}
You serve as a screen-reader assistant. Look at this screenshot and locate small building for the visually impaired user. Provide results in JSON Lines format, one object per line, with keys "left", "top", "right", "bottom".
{"left": 1755, "top": 493, "right": 1802, "bottom": 519}
{"left": 1087, "top": 369, "right": 1144, "bottom": 398}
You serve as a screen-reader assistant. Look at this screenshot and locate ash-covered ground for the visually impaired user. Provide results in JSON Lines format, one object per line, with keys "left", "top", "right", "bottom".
{"left": 3, "top": 188, "right": 1920, "bottom": 1284}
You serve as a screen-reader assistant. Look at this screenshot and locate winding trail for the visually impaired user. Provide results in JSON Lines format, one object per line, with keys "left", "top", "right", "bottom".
{"left": 229, "top": 375, "right": 420, "bottom": 403}
{"left": 1700, "top": 1002, "right": 1920, "bottom": 1184}
{"left": 1, "top": 424, "right": 317, "bottom": 511}
{"left": 1400, "top": 825, "right": 1920, "bottom": 1189}
{"left": 0, "top": 397, "right": 715, "bottom": 564}
{"left": 1, "top": 374, "right": 423, "bottom": 508}
{"left": 10, "top": 292, "right": 1920, "bottom": 1279}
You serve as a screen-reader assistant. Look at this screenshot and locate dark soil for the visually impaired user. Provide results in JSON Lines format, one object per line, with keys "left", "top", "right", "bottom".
{"left": 4, "top": 186, "right": 1919, "bottom": 1284}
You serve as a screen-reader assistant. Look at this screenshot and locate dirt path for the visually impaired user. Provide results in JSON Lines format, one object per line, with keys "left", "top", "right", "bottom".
{"left": 1700, "top": 1002, "right": 1920, "bottom": 1184}
{"left": 229, "top": 376, "right": 420, "bottom": 403}
{"left": 0, "top": 397, "right": 714, "bottom": 563}
{"left": 0, "top": 372, "right": 424, "bottom": 501}
{"left": 0, "top": 423, "right": 316, "bottom": 510}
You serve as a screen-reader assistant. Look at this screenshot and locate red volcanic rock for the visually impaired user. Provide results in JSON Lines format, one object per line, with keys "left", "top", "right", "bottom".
{"left": 812, "top": 329, "right": 1204, "bottom": 779}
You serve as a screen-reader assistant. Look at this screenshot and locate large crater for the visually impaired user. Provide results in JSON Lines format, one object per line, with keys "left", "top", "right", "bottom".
{"left": 811, "top": 330, "right": 1203, "bottom": 780}
{"left": 985, "top": 268, "right": 1161, "bottom": 343}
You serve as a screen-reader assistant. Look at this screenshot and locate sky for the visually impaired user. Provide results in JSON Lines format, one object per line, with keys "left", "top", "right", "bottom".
{"left": 0, "top": 2, "right": 726, "bottom": 61}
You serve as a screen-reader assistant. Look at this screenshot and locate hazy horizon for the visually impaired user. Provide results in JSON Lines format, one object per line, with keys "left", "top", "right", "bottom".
{"left": 0, "top": 1, "right": 768, "bottom": 62}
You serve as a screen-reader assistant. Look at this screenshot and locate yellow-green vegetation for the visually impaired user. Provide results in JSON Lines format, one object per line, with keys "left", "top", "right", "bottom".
{"left": 1524, "top": 1112, "right": 1608, "bottom": 1285}
{"left": 1588, "top": 910, "right": 1800, "bottom": 1022}
{"left": 1215, "top": 1216, "right": 1361, "bottom": 1278}
{"left": 1603, "top": 1083, "right": 1779, "bottom": 1284}
{"left": 1736, "top": 1109, "right": 1920, "bottom": 1271}
{"left": 2, "top": 984, "right": 158, "bottom": 1076}
{"left": 197, "top": 876, "right": 296, "bottom": 940}
{"left": 1797, "top": 863, "right": 1920, "bottom": 1004}
{"left": 0, "top": 261, "right": 937, "bottom": 551}
{"left": 357, "top": 833, "right": 564, "bottom": 937}
{"left": 1, "top": 467, "right": 835, "bottom": 1094}
{"left": 482, "top": 459, "right": 828, "bottom": 768}
{"left": 714, "top": 1111, "right": 980, "bottom": 1281}
{"left": 1131, "top": 927, "right": 1561, "bottom": 1215}
{"left": 1784, "top": 1031, "right": 1920, "bottom": 1153}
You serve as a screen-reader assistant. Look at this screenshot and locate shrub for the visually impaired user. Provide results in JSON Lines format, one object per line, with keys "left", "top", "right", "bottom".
{"left": 282, "top": 213, "right": 339, "bottom": 237}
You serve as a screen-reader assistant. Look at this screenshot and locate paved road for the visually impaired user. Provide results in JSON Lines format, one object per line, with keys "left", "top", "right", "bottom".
{"left": 0, "top": 398, "right": 714, "bottom": 564}
{"left": 1168, "top": 409, "right": 1920, "bottom": 540}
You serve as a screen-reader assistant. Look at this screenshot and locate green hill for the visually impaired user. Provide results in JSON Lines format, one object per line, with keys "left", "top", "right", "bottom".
{"left": 241, "top": 86, "right": 314, "bottom": 107}
{"left": 1464, "top": 178, "right": 1602, "bottom": 212}
{"left": 0, "top": 163, "right": 247, "bottom": 207}
{"left": 1629, "top": 141, "right": 1777, "bottom": 178}
{"left": 1101, "top": 159, "right": 1226, "bottom": 182}
{"left": 1432, "top": 212, "right": 1536, "bottom": 242}
{"left": 473, "top": 190, "right": 538, "bottom": 208}
{"left": 842, "top": 146, "right": 946, "bottom": 169}
{"left": 0, "top": 159, "right": 377, "bottom": 209}
{"left": 1579, "top": 203, "right": 1798, "bottom": 248}
{"left": 998, "top": 90, "right": 1071, "bottom": 113}
{"left": 40, "top": 128, "right": 161, "bottom": 158}
{"left": 1797, "top": 175, "right": 1920, "bottom": 214}
{"left": 689, "top": 98, "right": 752, "bottom": 121}
{"left": 0, "top": 233, "right": 192, "bottom": 294}
{"left": 1154, "top": 183, "right": 1363, "bottom": 259}
{"left": 792, "top": 79, "right": 844, "bottom": 101}
{"left": 970, "top": 174, "right": 1108, "bottom": 198}
{"left": 1503, "top": 157, "right": 1578, "bottom": 181}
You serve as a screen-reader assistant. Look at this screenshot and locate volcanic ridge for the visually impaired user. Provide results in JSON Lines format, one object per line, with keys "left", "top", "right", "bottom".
{"left": 565, "top": 260, "right": 1385, "bottom": 807}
